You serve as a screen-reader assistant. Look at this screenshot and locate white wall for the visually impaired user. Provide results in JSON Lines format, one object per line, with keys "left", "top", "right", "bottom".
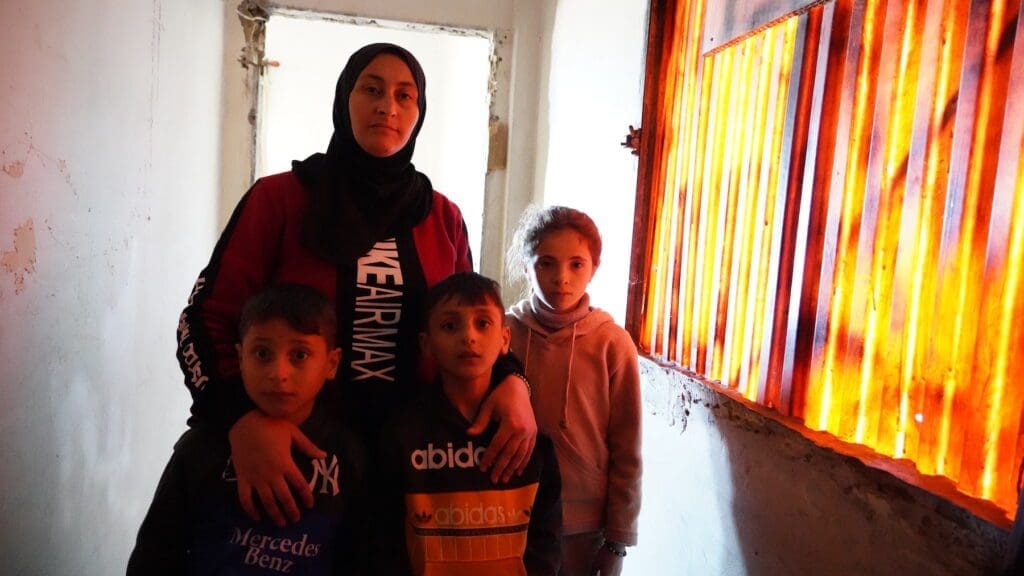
{"left": 0, "top": 1, "right": 224, "bottom": 573}
{"left": 539, "top": 0, "right": 648, "bottom": 320}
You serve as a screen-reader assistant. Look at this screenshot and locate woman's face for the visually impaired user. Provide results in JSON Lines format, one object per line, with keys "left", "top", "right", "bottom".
{"left": 348, "top": 53, "right": 421, "bottom": 158}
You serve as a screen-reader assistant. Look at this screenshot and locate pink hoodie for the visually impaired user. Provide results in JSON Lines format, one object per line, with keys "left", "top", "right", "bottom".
{"left": 507, "top": 299, "right": 642, "bottom": 545}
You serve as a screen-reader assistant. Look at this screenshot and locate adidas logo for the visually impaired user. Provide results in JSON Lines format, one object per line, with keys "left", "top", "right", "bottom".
{"left": 410, "top": 441, "right": 487, "bottom": 470}
{"left": 413, "top": 511, "right": 433, "bottom": 524}
{"left": 433, "top": 503, "right": 512, "bottom": 526}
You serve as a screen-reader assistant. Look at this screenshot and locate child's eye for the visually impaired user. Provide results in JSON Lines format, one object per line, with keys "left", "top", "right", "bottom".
{"left": 291, "top": 350, "right": 310, "bottom": 362}
{"left": 254, "top": 347, "right": 272, "bottom": 361}
{"left": 440, "top": 321, "right": 457, "bottom": 332}
{"left": 571, "top": 261, "right": 585, "bottom": 270}
{"left": 476, "top": 319, "right": 493, "bottom": 330}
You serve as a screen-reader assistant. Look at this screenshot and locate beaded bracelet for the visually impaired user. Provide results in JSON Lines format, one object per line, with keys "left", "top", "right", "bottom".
{"left": 602, "top": 540, "right": 627, "bottom": 558}
{"left": 510, "top": 370, "right": 532, "bottom": 398}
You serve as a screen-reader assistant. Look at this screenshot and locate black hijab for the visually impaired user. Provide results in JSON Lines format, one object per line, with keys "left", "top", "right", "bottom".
{"left": 292, "top": 43, "right": 433, "bottom": 264}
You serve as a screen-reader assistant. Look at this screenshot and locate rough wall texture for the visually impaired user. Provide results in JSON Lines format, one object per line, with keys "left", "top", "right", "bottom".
{"left": 627, "top": 358, "right": 1008, "bottom": 576}
{"left": 0, "top": 1, "right": 223, "bottom": 573}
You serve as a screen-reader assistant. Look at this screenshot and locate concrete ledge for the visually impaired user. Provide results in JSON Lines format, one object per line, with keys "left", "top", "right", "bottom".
{"left": 637, "top": 356, "right": 1009, "bottom": 576}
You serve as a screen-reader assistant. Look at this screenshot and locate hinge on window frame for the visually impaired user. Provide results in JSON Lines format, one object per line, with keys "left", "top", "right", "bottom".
{"left": 622, "top": 125, "right": 641, "bottom": 156}
{"left": 236, "top": 0, "right": 275, "bottom": 74}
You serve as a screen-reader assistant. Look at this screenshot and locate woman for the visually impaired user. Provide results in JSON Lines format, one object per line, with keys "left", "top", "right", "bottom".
{"left": 175, "top": 43, "right": 536, "bottom": 526}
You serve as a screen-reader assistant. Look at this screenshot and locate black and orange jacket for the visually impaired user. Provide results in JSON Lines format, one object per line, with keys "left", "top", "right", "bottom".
{"left": 375, "top": 384, "right": 562, "bottom": 576}
{"left": 174, "top": 171, "right": 472, "bottom": 436}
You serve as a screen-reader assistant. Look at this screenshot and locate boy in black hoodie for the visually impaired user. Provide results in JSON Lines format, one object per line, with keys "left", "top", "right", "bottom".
{"left": 376, "top": 272, "right": 562, "bottom": 576}
{"left": 128, "top": 284, "right": 366, "bottom": 575}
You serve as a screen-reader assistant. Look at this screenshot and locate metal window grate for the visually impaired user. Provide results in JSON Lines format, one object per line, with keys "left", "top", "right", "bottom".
{"left": 629, "top": 0, "right": 1024, "bottom": 517}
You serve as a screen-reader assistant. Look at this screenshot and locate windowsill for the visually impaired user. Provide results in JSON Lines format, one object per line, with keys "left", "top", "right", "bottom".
{"left": 640, "top": 354, "right": 1014, "bottom": 530}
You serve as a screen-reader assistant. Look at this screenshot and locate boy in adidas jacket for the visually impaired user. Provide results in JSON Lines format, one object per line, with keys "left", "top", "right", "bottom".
{"left": 128, "top": 284, "right": 367, "bottom": 575}
{"left": 376, "top": 272, "right": 562, "bottom": 576}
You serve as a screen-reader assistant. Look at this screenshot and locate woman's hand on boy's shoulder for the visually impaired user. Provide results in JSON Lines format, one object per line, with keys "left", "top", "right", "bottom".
{"left": 467, "top": 373, "right": 537, "bottom": 483}
{"left": 229, "top": 410, "right": 325, "bottom": 526}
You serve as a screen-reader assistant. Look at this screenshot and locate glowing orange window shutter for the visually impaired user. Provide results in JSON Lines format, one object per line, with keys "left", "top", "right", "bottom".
{"left": 628, "top": 0, "right": 1024, "bottom": 517}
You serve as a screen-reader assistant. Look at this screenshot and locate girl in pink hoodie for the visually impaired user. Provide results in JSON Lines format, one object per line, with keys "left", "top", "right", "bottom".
{"left": 506, "top": 206, "right": 642, "bottom": 576}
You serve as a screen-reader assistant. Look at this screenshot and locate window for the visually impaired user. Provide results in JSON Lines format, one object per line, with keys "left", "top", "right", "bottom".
{"left": 629, "top": 0, "right": 1024, "bottom": 517}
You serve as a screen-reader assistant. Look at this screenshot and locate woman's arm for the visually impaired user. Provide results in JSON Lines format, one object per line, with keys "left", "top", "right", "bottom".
{"left": 228, "top": 412, "right": 323, "bottom": 525}
{"left": 467, "top": 353, "right": 537, "bottom": 483}
{"left": 176, "top": 178, "right": 320, "bottom": 524}
{"left": 176, "top": 182, "right": 281, "bottom": 427}
{"left": 430, "top": 194, "right": 540, "bottom": 482}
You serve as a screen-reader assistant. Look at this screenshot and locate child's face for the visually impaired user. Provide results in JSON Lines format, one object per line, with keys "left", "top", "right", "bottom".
{"left": 237, "top": 319, "right": 341, "bottom": 424}
{"left": 528, "top": 228, "right": 596, "bottom": 312}
{"left": 421, "top": 296, "right": 510, "bottom": 384}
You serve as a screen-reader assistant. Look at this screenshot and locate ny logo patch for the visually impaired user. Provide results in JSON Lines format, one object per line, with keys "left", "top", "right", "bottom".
{"left": 309, "top": 454, "right": 340, "bottom": 496}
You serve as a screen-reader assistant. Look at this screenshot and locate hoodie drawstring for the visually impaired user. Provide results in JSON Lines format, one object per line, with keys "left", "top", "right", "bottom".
{"left": 560, "top": 322, "right": 577, "bottom": 429}
{"left": 524, "top": 329, "right": 532, "bottom": 373}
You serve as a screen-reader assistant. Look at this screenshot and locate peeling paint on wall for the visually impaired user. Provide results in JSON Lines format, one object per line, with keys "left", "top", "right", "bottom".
{"left": 1, "top": 138, "right": 77, "bottom": 196}
{"left": 1, "top": 219, "right": 37, "bottom": 295}
{"left": 2, "top": 160, "right": 24, "bottom": 178}
{"left": 487, "top": 120, "right": 508, "bottom": 172}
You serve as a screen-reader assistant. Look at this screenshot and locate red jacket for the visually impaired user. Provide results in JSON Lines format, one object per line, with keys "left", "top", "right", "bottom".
{"left": 176, "top": 171, "right": 472, "bottom": 431}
